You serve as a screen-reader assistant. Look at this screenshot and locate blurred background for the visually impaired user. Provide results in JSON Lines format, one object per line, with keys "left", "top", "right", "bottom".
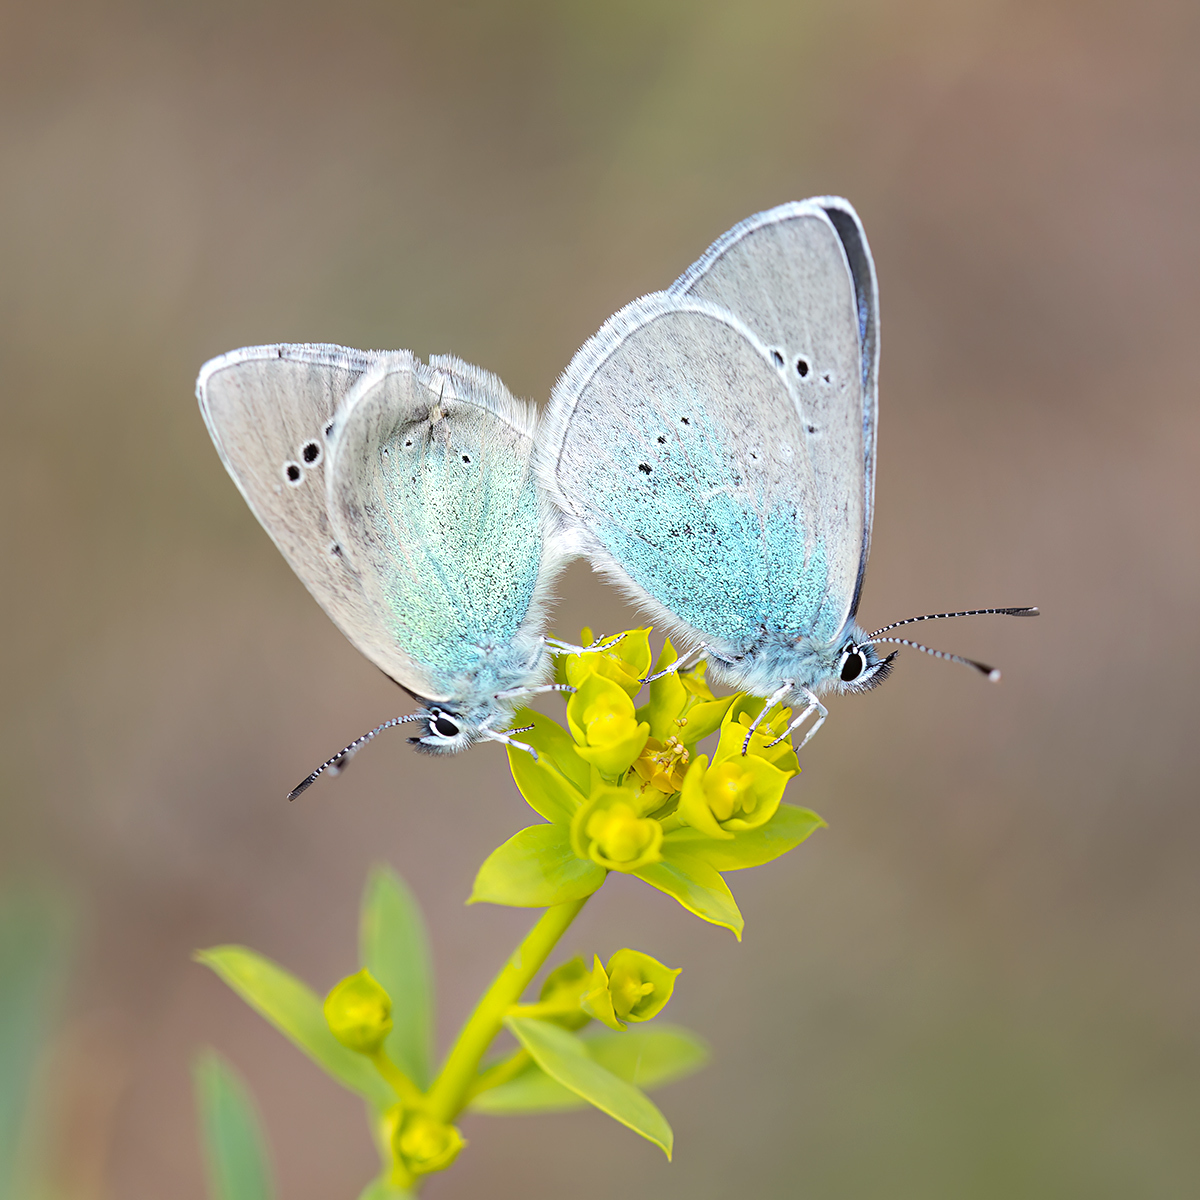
{"left": 2, "top": 0, "right": 1198, "bottom": 1196}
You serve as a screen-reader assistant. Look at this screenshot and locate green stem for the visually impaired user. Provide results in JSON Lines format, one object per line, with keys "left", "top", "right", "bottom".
{"left": 426, "top": 897, "right": 589, "bottom": 1122}
{"left": 370, "top": 1048, "right": 424, "bottom": 1108}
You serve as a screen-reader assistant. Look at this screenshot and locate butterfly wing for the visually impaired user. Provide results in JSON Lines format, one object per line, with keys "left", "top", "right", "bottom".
{"left": 536, "top": 199, "right": 876, "bottom": 657}
{"left": 670, "top": 197, "right": 879, "bottom": 620}
{"left": 326, "top": 353, "right": 556, "bottom": 701}
{"left": 196, "top": 342, "right": 439, "bottom": 694}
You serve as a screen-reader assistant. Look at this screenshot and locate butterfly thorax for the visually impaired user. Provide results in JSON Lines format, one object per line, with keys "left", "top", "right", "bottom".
{"left": 705, "top": 621, "right": 892, "bottom": 700}
{"left": 408, "top": 632, "right": 549, "bottom": 754}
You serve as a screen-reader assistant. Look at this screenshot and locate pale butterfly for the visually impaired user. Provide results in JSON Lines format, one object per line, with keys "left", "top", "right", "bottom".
{"left": 197, "top": 344, "right": 604, "bottom": 797}
{"left": 536, "top": 197, "right": 1036, "bottom": 751}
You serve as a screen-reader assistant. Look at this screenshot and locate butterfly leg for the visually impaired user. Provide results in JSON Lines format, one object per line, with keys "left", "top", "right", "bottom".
{"left": 766, "top": 686, "right": 828, "bottom": 752}
{"left": 642, "top": 643, "right": 708, "bottom": 685}
{"left": 741, "top": 681, "right": 795, "bottom": 755}
{"left": 543, "top": 632, "right": 628, "bottom": 656}
{"left": 493, "top": 683, "right": 576, "bottom": 700}
{"left": 479, "top": 722, "right": 539, "bottom": 760}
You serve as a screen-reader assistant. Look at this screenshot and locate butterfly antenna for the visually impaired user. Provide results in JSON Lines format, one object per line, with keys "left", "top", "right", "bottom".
{"left": 868, "top": 607, "right": 1038, "bottom": 639}
{"left": 868, "top": 636, "right": 1001, "bottom": 681}
{"left": 288, "top": 714, "right": 424, "bottom": 800}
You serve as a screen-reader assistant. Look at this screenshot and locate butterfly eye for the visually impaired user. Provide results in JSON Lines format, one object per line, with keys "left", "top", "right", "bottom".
{"left": 283, "top": 461, "right": 304, "bottom": 486}
{"left": 432, "top": 714, "right": 460, "bottom": 738}
{"left": 840, "top": 648, "right": 864, "bottom": 682}
{"left": 300, "top": 439, "right": 323, "bottom": 467}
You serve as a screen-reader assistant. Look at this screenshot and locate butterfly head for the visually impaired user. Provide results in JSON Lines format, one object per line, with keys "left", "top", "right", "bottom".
{"left": 830, "top": 634, "right": 897, "bottom": 695}
{"left": 408, "top": 706, "right": 479, "bottom": 754}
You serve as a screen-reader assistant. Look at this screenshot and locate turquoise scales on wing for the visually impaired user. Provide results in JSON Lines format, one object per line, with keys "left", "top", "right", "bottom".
{"left": 362, "top": 405, "right": 544, "bottom": 689}
{"left": 588, "top": 401, "right": 844, "bottom": 653}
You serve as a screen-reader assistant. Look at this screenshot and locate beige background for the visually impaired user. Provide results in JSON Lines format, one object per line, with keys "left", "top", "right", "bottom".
{"left": 2, "top": 1, "right": 1198, "bottom": 1196}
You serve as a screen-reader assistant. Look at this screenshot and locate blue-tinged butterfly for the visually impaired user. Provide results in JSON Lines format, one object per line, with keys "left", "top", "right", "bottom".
{"left": 536, "top": 197, "right": 1036, "bottom": 750}
{"left": 198, "top": 344, "right": 595, "bottom": 796}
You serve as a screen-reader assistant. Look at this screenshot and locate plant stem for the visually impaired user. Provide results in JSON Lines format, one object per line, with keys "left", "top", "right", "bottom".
{"left": 426, "top": 897, "right": 589, "bottom": 1122}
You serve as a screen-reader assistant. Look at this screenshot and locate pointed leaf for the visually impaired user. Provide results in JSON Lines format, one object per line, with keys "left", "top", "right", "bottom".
{"left": 0, "top": 885, "right": 71, "bottom": 1196}
{"left": 359, "top": 866, "right": 434, "bottom": 1088}
{"left": 636, "top": 855, "right": 743, "bottom": 939}
{"left": 471, "top": 1024, "right": 709, "bottom": 1114}
{"left": 508, "top": 710, "right": 588, "bottom": 822}
{"left": 194, "top": 1051, "right": 274, "bottom": 1200}
{"left": 195, "top": 946, "right": 393, "bottom": 1109}
{"left": 663, "top": 804, "right": 825, "bottom": 870}
{"left": 470, "top": 825, "right": 606, "bottom": 907}
{"left": 505, "top": 1017, "right": 673, "bottom": 1157}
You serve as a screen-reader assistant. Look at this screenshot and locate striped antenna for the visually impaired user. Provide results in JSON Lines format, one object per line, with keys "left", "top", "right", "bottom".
{"left": 868, "top": 606, "right": 1038, "bottom": 639}
{"left": 868, "top": 636, "right": 1001, "bottom": 681}
{"left": 288, "top": 713, "right": 424, "bottom": 800}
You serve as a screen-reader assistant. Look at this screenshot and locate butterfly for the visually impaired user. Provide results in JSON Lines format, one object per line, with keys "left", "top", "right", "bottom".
{"left": 198, "top": 344, "right": 599, "bottom": 796}
{"left": 535, "top": 197, "right": 1036, "bottom": 751}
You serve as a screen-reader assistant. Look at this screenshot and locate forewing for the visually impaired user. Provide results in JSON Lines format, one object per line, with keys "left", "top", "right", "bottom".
{"left": 196, "top": 343, "right": 435, "bottom": 692}
{"left": 327, "top": 355, "right": 552, "bottom": 698}
{"left": 538, "top": 295, "right": 850, "bottom": 656}
{"left": 670, "top": 198, "right": 879, "bottom": 620}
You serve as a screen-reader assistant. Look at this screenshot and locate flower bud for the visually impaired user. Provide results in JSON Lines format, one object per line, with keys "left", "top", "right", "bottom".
{"left": 538, "top": 956, "right": 592, "bottom": 1030}
{"left": 582, "top": 949, "right": 680, "bottom": 1030}
{"left": 383, "top": 1105, "right": 465, "bottom": 1177}
{"left": 323, "top": 968, "right": 393, "bottom": 1055}
{"left": 571, "top": 787, "right": 663, "bottom": 872}
{"left": 565, "top": 673, "right": 650, "bottom": 776}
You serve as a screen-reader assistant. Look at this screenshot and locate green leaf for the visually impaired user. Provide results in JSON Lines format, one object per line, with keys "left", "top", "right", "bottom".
{"left": 194, "top": 1050, "right": 274, "bottom": 1200}
{"left": 636, "top": 854, "right": 744, "bottom": 939}
{"left": 471, "top": 1024, "right": 709, "bottom": 1115}
{"left": 470, "top": 825, "right": 606, "bottom": 907}
{"left": 360, "top": 865, "right": 434, "bottom": 1088}
{"left": 663, "top": 804, "right": 825, "bottom": 870}
{"left": 0, "top": 884, "right": 71, "bottom": 1197}
{"left": 504, "top": 1017, "right": 673, "bottom": 1157}
{"left": 508, "top": 710, "right": 589, "bottom": 822}
{"left": 195, "top": 946, "right": 394, "bottom": 1110}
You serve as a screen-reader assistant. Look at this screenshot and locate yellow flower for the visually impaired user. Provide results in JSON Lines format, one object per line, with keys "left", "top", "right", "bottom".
{"left": 571, "top": 787, "right": 664, "bottom": 872}
{"left": 566, "top": 673, "right": 650, "bottom": 776}
{"left": 631, "top": 735, "right": 691, "bottom": 796}
{"left": 677, "top": 752, "right": 790, "bottom": 841}
{"left": 323, "top": 968, "right": 392, "bottom": 1055}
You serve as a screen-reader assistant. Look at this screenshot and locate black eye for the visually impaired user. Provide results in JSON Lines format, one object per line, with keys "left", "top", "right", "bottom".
{"left": 840, "top": 650, "right": 864, "bottom": 682}
{"left": 301, "top": 440, "right": 322, "bottom": 465}
{"left": 283, "top": 462, "right": 303, "bottom": 485}
{"left": 433, "top": 715, "right": 459, "bottom": 738}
